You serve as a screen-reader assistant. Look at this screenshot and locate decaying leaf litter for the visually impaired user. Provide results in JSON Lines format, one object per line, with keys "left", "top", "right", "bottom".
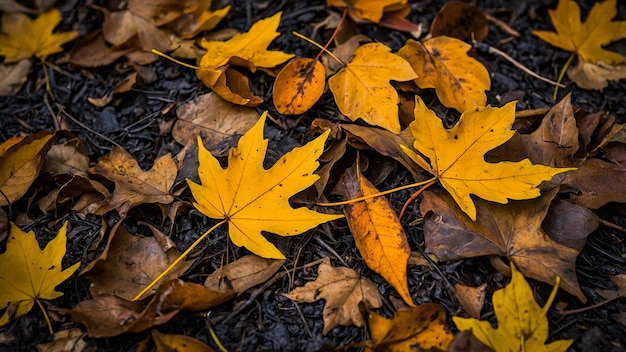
{"left": 0, "top": 0, "right": 625, "bottom": 351}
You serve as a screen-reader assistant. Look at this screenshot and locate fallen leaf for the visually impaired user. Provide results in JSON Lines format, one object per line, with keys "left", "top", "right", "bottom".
{"left": 367, "top": 304, "right": 453, "bottom": 351}
{"left": 420, "top": 188, "right": 587, "bottom": 302}
{"left": 173, "top": 92, "right": 260, "bottom": 157}
{"left": 273, "top": 58, "right": 326, "bottom": 115}
{"left": 0, "top": 131, "right": 55, "bottom": 206}
{"left": 453, "top": 263, "right": 573, "bottom": 352}
{"left": 337, "top": 161, "right": 413, "bottom": 306}
{"left": 284, "top": 257, "right": 382, "bottom": 334}
{"left": 43, "top": 137, "right": 90, "bottom": 177}
{"left": 152, "top": 330, "right": 214, "bottom": 352}
{"left": 0, "top": 9, "right": 78, "bottom": 63}
{"left": 88, "top": 72, "right": 137, "bottom": 107}
{"left": 401, "top": 96, "right": 574, "bottom": 221}
{"left": 564, "top": 158, "right": 626, "bottom": 208}
{"left": 68, "top": 279, "right": 234, "bottom": 338}
{"left": 36, "top": 328, "right": 87, "bottom": 352}
{"left": 454, "top": 283, "right": 487, "bottom": 319}
{"left": 93, "top": 147, "right": 177, "bottom": 217}
{"left": 532, "top": 0, "right": 626, "bottom": 65}
{"left": 69, "top": 31, "right": 134, "bottom": 67}
{"left": 0, "top": 59, "right": 32, "bottom": 96}
{"left": 87, "top": 225, "right": 193, "bottom": 300}
{"left": 204, "top": 254, "right": 285, "bottom": 294}
{"left": 543, "top": 198, "right": 597, "bottom": 251}
{"left": 567, "top": 59, "right": 626, "bottom": 90}
{"left": 172, "top": 0, "right": 230, "bottom": 39}
{"left": 430, "top": 2, "right": 489, "bottom": 42}
{"left": 398, "top": 37, "right": 490, "bottom": 112}
{"left": 0, "top": 222, "right": 80, "bottom": 327}
{"left": 188, "top": 112, "right": 342, "bottom": 259}
{"left": 327, "top": 0, "right": 407, "bottom": 23}
{"left": 329, "top": 42, "right": 417, "bottom": 133}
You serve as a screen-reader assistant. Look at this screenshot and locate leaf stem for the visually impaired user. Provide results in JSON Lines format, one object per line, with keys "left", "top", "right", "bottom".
{"left": 398, "top": 178, "right": 438, "bottom": 219}
{"left": 132, "top": 219, "right": 228, "bottom": 301}
{"left": 553, "top": 53, "right": 575, "bottom": 100}
{"left": 292, "top": 31, "right": 345, "bottom": 67}
{"left": 317, "top": 176, "right": 438, "bottom": 206}
{"left": 313, "top": 8, "right": 347, "bottom": 62}
{"left": 35, "top": 299, "right": 54, "bottom": 335}
{"left": 151, "top": 49, "right": 200, "bottom": 70}
{"left": 541, "top": 275, "right": 561, "bottom": 316}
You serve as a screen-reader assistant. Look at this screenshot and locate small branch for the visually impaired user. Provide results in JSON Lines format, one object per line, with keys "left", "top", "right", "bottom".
{"left": 398, "top": 178, "right": 438, "bottom": 219}
{"left": 317, "top": 177, "right": 438, "bottom": 206}
{"left": 558, "top": 295, "right": 623, "bottom": 315}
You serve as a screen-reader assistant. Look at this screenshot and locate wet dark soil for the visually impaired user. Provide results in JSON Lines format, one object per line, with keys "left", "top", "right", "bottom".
{"left": 1, "top": 0, "right": 625, "bottom": 351}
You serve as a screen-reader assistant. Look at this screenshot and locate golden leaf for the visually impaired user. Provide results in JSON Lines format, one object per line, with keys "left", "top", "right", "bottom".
{"left": 327, "top": 0, "right": 408, "bottom": 23}
{"left": 188, "top": 112, "right": 342, "bottom": 259}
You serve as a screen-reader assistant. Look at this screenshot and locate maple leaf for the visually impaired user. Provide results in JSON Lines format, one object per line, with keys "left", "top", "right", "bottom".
{"left": 0, "top": 222, "right": 80, "bottom": 327}
{"left": 453, "top": 263, "right": 573, "bottom": 352}
{"left": 327, "top": 0, "right": 408, "bottom": 23}
{"left": 367, "top": 304, "right": 453, "bottom": 351}
{"left": 187, "top": 112, "right": 343, "bottom": 259}
{"left": 398, "top": 37, "right": 491, "bottom": 112}
{"left": 532, "top": 0, "right": 626, "bottom": 65}
{"left": 328, "top": 42, "right": 417, "bottom": 134}
{"left": 0, "top": 9, "right": 78, "bottom": 63}
{"left": 283, "top": 257, "right": 382, "bottom": 334}
{"left": 401, "top": 96, "right": 574, "bottom": 221}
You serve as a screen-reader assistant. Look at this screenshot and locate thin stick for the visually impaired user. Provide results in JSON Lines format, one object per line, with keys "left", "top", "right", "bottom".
{"left": 317, "top": 177, "right": 438, "bottom": 206}
{"left": 58, "top": 109, "right": 122, "bottom": 148}
{"left": 292, "top": 31, "right": 345, "bottom": 66}
{"left": 558, "top": 295, "right": 623, "bottom": 316}
{"left": 484, "top": 44, "right": 565, "bottom": 88}
{"left": 151, "top": 49, "right": 200, "bottom": 70}
{"left": 398, "top": 178, "right": 438, "bottom": 219}
{"left": 553, "top": 53, "right": 575, "bottom": 99}
{"left": 132, "top": 219, "right": 227, "bottom": 301}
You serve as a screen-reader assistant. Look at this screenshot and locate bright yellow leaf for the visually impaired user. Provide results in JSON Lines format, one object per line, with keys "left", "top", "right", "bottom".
{"left": 187, "top": 112, "right": 343, "bottom": 259}
{"left": 327, "top": 0, "right": 408, "bottom": 23}
{"left": 532, "top": 0, "right": 626, "bottom": 64}
{"left": 453, "top": 263, "right": 572, "bottom": 352}
{"left": 401, "top": 97, "right": 574, "bottom": 221}
{"left": 0, "top": 222, "right": 80, "bottom": 327}
{"left": 328, "top": 43, "right": 417, "bottom": 134}
{"left": 399, "top": 37, "right": 490, "bottom": 112}
{"left": 0, "top": 9, "right": 79, "bottom": 63}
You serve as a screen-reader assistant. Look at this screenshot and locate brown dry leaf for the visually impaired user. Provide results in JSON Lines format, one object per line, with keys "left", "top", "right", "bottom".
{"left": 327, "top": 0, "right": 407, "bottom": 23}
{"left": 543, "top": 199, "right": 597, "bottom": 251}
{"left": 0, "top": 9, "right": 78, "bottom": 63}
{"left": 204, "top": 254, "right": 284, "bottom": 295}
{"left": 567, "top": 59, "right": 626, "bottom": 90}
{"left": 0, "top": 59, "right": 32, "bottom": 96}
{"left": 87, "top": 226, "right": 193, "bottom": 300}
{"left": 421, "top": 188, "right": 587, "bottom": 302}
{"left": 88, "top": 72, "right": 137, "bottom": 108}
{"left": 173, "top": 92, "right": 259, "bottom": 157}
{"left": 273, "top": 58, "right": 326, "bottom": 115}
{"left": 564, "top": 158, "right": 626, "bottom": 208}
{"left": 366, "top": 304, "right": 454, "bottom": 352}
{"left": 399, "top": 37, "right": 490, "bottom": 112}
{"left": 68, "top": 31, "right": 134, "bottom": 68}
{"left": 68, "top": 279, "right": 235, "bottom": 338}
{"left": 430, "top": 2, "right": 489, "bottom": 42}
{"left": 454, "top": 283, "right": 487, "bottom": 319}
{"left": 93, "top": 146, "right": 177, "bottom": 217}
{"left": 329, "top": 42, "right": 417, "bottom": 133}
{"left": 36, "top": 328, "right": 87, "bottom": 352}
{"left": 337, "top": 162, "right": 413, "bottom": 306}
{"left": 0, "top": 131, "right": 55, "bottom": 206}
{"left": 284, "top": 257, "right": 382, "bottom": 334}
{"left": 43, "top": 137, "right": 90, "bottom": 177}
{"left": 172, "top": 0, "right": 230, "bottom": 39}
{"left": 152, "top": 330, "right": 214, "bottom": 352}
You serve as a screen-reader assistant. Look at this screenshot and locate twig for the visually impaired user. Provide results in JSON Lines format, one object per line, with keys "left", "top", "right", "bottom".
{"left": 558, "top": 295, "right": 624, "bottom": 315}
{"left": 484, "top": 13, "right": 520, "bottom": 37}
{"left": 58, "top": 108, "right": 123, "bottom": 148}
{"left": 599, "top": 218, "right": 626, "bottom": 233}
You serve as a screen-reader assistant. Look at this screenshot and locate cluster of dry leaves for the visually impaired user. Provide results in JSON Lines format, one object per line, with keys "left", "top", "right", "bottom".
{"left": 1, "top": 0, "right": 626, "bottom": 351}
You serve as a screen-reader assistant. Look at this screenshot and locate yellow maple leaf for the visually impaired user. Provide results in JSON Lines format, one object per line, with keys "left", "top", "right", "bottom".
{"left": 453, "top": 263, "right": 572, "bottom": 352}
{"left": 327, "top": 0, "right": 408, "bottom": 23}
{"left": 188, "top": 112, "right": 343, "bottom": 259}
{"left": 532, "top": 0, "right": 626, "bottom": 64}
{"left": 401, "top": 97, "right": 574, "bottom": 221}
{"left": 0, "top": 222, "right": 80, "bottom": 327}
{"left": 399, "top": 37, "right": 490, "bottom": 112}
{"left": 0, "top": 9, "right": 78, "bottom": 63}
{"left": 284, "top": 257, "right": 382, "bottom": 334}
{"left": 328, "top": 42, "right": 417, "bottom": 134}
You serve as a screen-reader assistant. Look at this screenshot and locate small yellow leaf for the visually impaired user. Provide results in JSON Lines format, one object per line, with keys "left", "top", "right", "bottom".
{"left": 0, "top": 222, "right": 80, "bottom": 327}
{"left": 327, "top": 0, "right": 407, "bottom": 23}
{"left": 152, "top": 330, "right": 215, "bottom": 352}
{"left": 329, "top": 43, "right": 417, "bottom": 134}
{"left": 399, "top": 37, "right": 490, "bottom": 112}
{"left": 453, "top": 263, "right": 572, "bottom": 352}
{"left": 188, "top": 112, "right": 343, "bottom": 259}
{"left": 402, "top": 96, "right": 574, "bottom": 220}
{"left": 0, "top": 9, "right": 78, "bottom": 63}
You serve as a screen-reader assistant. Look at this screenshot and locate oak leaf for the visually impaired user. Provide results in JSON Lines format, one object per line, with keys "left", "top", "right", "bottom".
{"left": 338, "top": 162, "right": 413, "bottom": 306}
{"left": 328, "top": 42, "right": 417, "bottom": 133}
{"left": 367, "top": 304, "right": 453, "bottom": 352}
{"left": 0, "top": 9, "right": 78, "bottom": 63}
{"left": 398, "top": 37, "right": 490, "bottom": 112}
{"left": 327, "top": 0, "right": 407, "bottom": 23}
{"left": 401, "top": 97, "right": 574, "bottom": 220}
{"left": 0, "top": 222, "right": 80, "bottom": 327}
{"left": 188, "top": 112, "right": 342, "bottom": 259}
{"left": 283, "top": 257, "right": 382, "bottom": 334}
{"left": 532, "top": 0, "right": 626, "bottom": 65}
{"left": 453, "top": 263, "right": 572, "bottom": 352}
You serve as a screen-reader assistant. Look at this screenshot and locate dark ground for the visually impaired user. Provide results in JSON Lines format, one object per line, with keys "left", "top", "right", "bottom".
{"left": 1, "top": 0, "right": 625, "bottom": 351}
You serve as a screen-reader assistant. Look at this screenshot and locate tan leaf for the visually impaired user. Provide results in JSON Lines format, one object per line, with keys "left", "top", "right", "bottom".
{"left": 204, "top": 254, "right": 285, "bottom": 295}
{"left": 0, "top": 60, "right": 31, "bottom": 96}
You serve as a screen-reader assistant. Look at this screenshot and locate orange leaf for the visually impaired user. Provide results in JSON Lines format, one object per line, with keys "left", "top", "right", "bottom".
{"left": 152, "top": 330, "right": 214, "bottom": 352}
{"left": 430, "top": 2, "right": 489, "bottom": 42}
{"left": 327, "top": 0, "right": 408, "bottom": 23}
{"left": 338, "top": 162, "right": 413, "bottom": 306}
{"left": 273, "top": 58, "right": 326, "bottom": 115}
{"left": 399, "top": 37, "right": 490, "bottom": 112}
